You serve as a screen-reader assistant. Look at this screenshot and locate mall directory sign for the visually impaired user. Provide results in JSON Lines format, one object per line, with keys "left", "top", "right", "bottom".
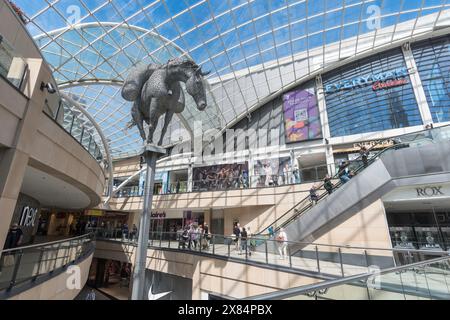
{"left": 282, "top": 87, "right": 322, "bottom": 143}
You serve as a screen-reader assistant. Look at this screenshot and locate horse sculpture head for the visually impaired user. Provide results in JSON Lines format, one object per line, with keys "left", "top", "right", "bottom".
{"left": 169, "top": 58, "right": 210, "bottom": 111}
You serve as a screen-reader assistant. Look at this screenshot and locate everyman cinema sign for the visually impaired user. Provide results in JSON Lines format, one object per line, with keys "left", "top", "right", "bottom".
{"left": 324, "top": 67, "right": 410, "bottom": 94}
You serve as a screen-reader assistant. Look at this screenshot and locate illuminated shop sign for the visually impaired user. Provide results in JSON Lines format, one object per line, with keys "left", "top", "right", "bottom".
{"left": 325, "top": 67, "right": 410, "bottom": 93}
{"left": 19, "top": 206, "right": 38, "bottom": 227}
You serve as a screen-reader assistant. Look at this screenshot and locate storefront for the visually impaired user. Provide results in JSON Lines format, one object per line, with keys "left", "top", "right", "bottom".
{"left": 39, "top": 211, "right": 83, "bottom": 237}
{"left": 9, "top": 193, "right": 41, "bottom": 244}
{"left": 149, "top": 210, "right": 206, "bottom": 234}
{"left": 383, "top": 183, "right": 450, "bottom": 255}
{"left": 322, "top": 48, "right": 423, "bottom": 138}
{"left": 332, "top": 139, "right": 395, "bottom": 169}
{"left": 82, "top": 209, "right": 131, "bottom": 230}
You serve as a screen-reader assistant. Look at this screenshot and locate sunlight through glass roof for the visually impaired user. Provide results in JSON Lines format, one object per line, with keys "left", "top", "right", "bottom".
{"left": 15, "top": 0, "right": 450, "bottom": 159}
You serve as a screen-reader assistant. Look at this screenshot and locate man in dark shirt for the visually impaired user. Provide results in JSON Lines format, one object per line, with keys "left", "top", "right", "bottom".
{"left": 4, "top": 224, "right": 23, "bottom": 249}
{"left": 240, "top": 227, "right": 248, "bottom": 255}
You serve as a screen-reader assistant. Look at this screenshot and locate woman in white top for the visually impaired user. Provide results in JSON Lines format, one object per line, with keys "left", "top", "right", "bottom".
{"left": 276, "top": 228, "right": 288, "bottom": 259}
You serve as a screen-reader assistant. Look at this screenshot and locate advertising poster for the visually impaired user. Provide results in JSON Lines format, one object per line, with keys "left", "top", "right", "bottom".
{"left": 282, "top": 87, "right": 322, "bottom": 143}
{"left": 193, "top": 163, "right": 249, "bottom": 191}
{"left": 253, "top": 157, "right": 291, "bottom": 187}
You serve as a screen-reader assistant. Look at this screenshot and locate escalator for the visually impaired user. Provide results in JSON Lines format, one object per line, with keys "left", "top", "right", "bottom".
{"left": 255, "top": 125, "right": 450, "bottom": 254}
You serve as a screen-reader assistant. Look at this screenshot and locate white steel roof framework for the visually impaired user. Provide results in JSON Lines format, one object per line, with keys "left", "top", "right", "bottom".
{"left": 14, "top": 0, "right": 450, "bottom": 159}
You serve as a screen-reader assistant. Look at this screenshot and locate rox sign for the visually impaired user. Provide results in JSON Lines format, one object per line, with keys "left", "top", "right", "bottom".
{"left": 324, "top": 67, "right": 410, "bottom": 94}
{"left": 416, "top": 186, "right": 444, "bottom": 197}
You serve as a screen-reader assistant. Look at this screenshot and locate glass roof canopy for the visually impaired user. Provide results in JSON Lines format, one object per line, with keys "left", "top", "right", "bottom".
{"left": 15, "top": 0, "right": 450, "bottom": 159}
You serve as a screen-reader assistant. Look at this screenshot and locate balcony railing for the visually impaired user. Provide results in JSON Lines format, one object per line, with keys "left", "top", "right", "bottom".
{"left": 0, "top": 233, "right": 94, "bottom": 295}
{"left": 44, "top": 99, "right": 105, "bottom": 165}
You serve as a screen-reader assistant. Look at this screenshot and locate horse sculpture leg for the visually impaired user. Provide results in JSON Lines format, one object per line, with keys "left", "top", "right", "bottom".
{"left": 131, "top": 102, "right": 146, "bottom": 141}
{"left": 158, "top": 110, "right": 174, "bottom": 146}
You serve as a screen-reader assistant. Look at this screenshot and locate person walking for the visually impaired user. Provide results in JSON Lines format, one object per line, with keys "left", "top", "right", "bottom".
{"left": 85, "top": 289, "right": 96, "bottom": 300}
{"left": 309, "top": 185, "right": 318, "bottom": 205}
{"left": 247, "top": 226, "right": 256, "bottom": 256}
{"left": 268, "top": 225, "right": 275, "bottom": 238}
{"left": 360, "top": 146, "right": 369, "bottom": 168}
{"left": 276, "top": 228, "right": 288, "bottom": 260}
{"left": 130, "top": 224, "right": 138, "bottom": 241}
{"left": 121, "top": 223, "right": 129, "bottom": 241}
{"left": 233, "top": 223, "right": 241, "bottom": 254}
{"left": 4, "top": 224, "right": 24, "bottom": 250}
{"left": 338, "top": 161, "right": 351, "bottom": 184}
{"left": 203, "top": 223, "right": 210, "bottom": 250}
{"left": 323, "top": 174, "right": 333, "bottom": 195}
{"left": 241, "top": 227, "right": 248, "bottom": 256}
{"left": 188, "top": 225, "right": 198, "bottom": 250}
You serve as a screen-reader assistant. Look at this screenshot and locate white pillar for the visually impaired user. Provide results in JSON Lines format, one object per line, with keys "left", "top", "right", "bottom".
{"left": 187, "top": 162, "right": 193, "bottom": 192}
{"left": 316, "top": 75, "right": 335, "bottom": 175}
{"left": 402, "top": 42, "right": 433, "bottom": 125}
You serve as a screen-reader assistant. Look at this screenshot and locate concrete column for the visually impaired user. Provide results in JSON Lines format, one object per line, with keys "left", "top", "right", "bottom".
{"left": 0, "top": 149, "right": 29, "bottom": 248}
{"left": 316, "top": 75, "right": 335, "bottom": 175}
{"left": 187, "top": 163, "right": 193, "bottom": 192}
{"left": 402, "top": 42, "right": 433, "bottom": 125}
{"left": 247, "top": 149, "right": 255, "bottom": 187}
{"left": 0, "top": 59, "right": 47, "bottom": 249}
{"left": 191, "top": 256, "right": 202, "bottom": 300}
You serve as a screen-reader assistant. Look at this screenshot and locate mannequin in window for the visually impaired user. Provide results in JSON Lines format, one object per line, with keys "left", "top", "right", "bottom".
{"left": 424, "top": 231, "right": 440, "bottom": 249}
{"left": 395, "top": 231, "right": 414, "bottom": 249}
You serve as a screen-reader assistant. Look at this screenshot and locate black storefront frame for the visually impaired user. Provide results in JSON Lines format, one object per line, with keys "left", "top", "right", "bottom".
{"left": 386, "top": 206, "right": 450, "bottom": 251}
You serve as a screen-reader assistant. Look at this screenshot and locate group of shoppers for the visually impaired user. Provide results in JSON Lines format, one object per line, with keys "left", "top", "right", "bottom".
{"left": 177, "top": 223, "right": 211, "bottom": 251}
{"left": 232, "top": 223, "right": 256, "bottom": 256}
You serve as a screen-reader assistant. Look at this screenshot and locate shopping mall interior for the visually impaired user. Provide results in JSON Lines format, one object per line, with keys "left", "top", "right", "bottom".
{"left": 1, "top": 0, "right": 450, "bottom": 301}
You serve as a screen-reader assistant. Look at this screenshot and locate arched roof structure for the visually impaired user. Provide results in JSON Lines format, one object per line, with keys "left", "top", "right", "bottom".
{"left": 15, "top": 0, "right": 450, "bottom": 159}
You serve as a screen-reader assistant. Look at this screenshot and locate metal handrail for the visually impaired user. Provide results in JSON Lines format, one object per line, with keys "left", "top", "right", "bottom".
{"left": 243, "top": 255, "right": 450, "bottom": 300}
{"left": 1, "top": 233, "right": 93, "bottom": 254}
{"left": 94, "top": 230, "right": 450, "bottom": 257}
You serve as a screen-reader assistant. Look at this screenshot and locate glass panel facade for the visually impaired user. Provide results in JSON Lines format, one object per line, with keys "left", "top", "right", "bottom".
{"left": 323, "top": 49, "right": 422, "bottom": 137}
{"left": 412, "top": 36, "right": 450, "bottom": 123}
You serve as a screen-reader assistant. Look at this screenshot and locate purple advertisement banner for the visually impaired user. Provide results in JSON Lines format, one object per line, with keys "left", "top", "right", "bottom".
{"left": 282, "top": 87, "right": 322, "bottom": 143}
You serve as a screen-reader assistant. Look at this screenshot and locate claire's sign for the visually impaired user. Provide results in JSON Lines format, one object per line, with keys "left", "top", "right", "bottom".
{"left": 325, "top": 67, "right": 410, "bottom": 94}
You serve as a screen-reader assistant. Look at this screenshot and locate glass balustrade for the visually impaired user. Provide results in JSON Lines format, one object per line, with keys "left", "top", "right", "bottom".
{"left": 0, "top": 234, "right": 94, "bottom": 293}
{"left": 0, "top": 34, "right": 27, "bottom": 90}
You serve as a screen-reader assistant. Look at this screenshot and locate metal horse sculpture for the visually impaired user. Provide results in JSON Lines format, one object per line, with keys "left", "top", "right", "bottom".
{"left": 121, "top": 58, "right": 209, "bottom": 145}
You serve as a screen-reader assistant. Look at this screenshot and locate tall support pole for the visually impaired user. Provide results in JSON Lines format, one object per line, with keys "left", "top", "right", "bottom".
{"left": 315, "top": 75, "right": 335, "bottom": 176}
{"left": 131, "top": 145, "right": 166, "bottom": 300}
